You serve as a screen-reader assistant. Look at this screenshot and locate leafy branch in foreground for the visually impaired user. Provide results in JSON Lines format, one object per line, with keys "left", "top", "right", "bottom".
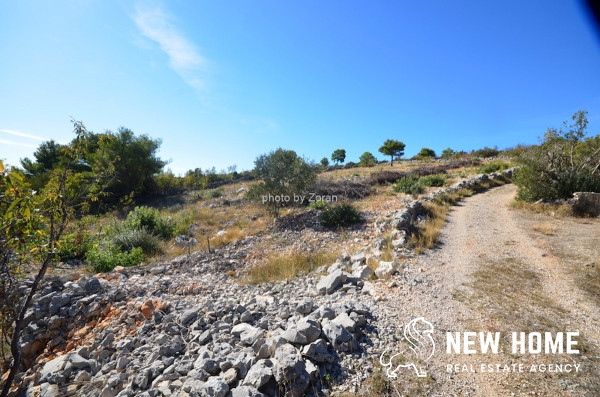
{"left": 0, "top": 120, "right": 115, "bottom": 396}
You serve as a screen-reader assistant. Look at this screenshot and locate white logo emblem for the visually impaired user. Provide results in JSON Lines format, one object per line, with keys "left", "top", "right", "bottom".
{"left": 379, "top": 317, "right": 435, "bottom": 378}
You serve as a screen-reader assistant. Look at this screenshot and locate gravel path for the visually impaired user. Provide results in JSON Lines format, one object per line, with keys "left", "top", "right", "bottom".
{"left": 375, "top": 183, "right": 600, "bottom": 396}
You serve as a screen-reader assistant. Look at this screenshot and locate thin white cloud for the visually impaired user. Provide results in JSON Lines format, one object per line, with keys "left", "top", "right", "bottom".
{"left": 0, "top": 129, "right": 47, "bottom": 141}
{"left": 0, "top": 139, "right": 38, "bottom": 148}
{"left": 133, "top": 5, "right": 207, "bottom": 89}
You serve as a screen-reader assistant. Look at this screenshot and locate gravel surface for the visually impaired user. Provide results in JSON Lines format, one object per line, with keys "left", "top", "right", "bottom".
{"left": 375, "top": 184, "right": 600, "bottom": 396}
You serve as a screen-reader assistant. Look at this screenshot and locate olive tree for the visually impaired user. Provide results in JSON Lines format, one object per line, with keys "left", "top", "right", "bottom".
{"left": 247, "top": 149, "right": 316, "bottom": 216}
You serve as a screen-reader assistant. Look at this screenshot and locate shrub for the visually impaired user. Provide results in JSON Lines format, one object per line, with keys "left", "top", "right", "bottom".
{"left": 319, "top": 203, "right": 362, "bottom": 228}
{"left": 417, "top": 148, "right": 436, "bottom": 158}
{"left": 110, "top": 226, "right": 162, "bottom": 255}
{"left": 309, "top": 200, "right": 327, "bottom": 210}
{"left": 359, "top": 152, "right": 377, "bottom": 167}
{"left": 513, "top": 110, "right": 600, "bottom": 201}
{"left": 153, "top": 171, "right": 184, "bottom": 195}
{"left": 172, "top": 211, "right": 195, "bottom": 237}
{"left": 312, "top": 180, "right": 372, "bottom": 200}
{"left": 85, "top": 244, "right": 144, "bottom": 272}
{"left": 125, "top": 206, "right": 174, "bottom": 239}
{"left": 57, "top": 230, "right": 95, "bottom": 261}
{"left": 419, "top": 173, "right": 448, "bottom": 187}
{"left": 209, "top": 189, "right": 222, "bottom": 198}
{"left": 478, "top": 161, "right": 509, "bottom": 174}
{"left": 441, "top": 148, "right": 456, "bottom": 159}
{"left": 393, "top": 175, "right": 425, "bottom": 195}
{"left": 472, "top": 146, "right": 500, "bottom": 158}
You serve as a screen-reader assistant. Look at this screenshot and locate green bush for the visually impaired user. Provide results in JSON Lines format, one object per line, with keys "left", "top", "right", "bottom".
{"left": 514, "top": 111, "right": 600, "bottom": 201}
{"left": 85, "top": 243, "right": 144, "bottom": 272}
{"left": 309, "top": 200, "right": 327, "bottom": 210}
{"left": 58, "top": 230, "right": 95, "bottom": 261}
{"left": 319, "top": 203, "right": 362, "bottom": 228}
{"left": 419, "top": 173, "right": 448, "bottom": 187}
{"left": 394, "top": 175, "right": 425, "bottom": 195}
{"left": 478, "top": 161, "right": 509, "bottom": 174}
{"left": 110, "top": 226, "right": 162, "bottom": 255}
{"left": 172, "top": 211, "right": 195, "bottom": 236}
{"left": 125, "top": 206, "right": 174, "bottom": 239}
{"left": 472, "top": 146, "right": 500, "bottom": 158}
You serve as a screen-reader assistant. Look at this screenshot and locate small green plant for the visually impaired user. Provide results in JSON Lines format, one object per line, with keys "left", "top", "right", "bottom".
{"left": 319, "top": 203, "right": 362, "bottom": 228}
{"left": 478, "top": 161, "right": 509, "bottom": 174}
{"left": 172, "top": 211, "right": 195, "bottom": 236}
{"left": 57, "top": 230, "right": 95, "bottom": 261}
{"left": 85, "top": 243, "right": 144, "bottom": 272}
{"left": 308, "top": 200, "right": 327, "bottom": 210}
{"left": 125, "top": 206, "right": 174, "bottom": 239}
{"left": 419, "top": 173, "right": 448, "bottom": 187}
{"left": 110, "top": 226, "right": 162, "bottom": 255}
{"left": 393, "top": 175, "right": 425, "bottom": 195}
{"left": 209, "top": 189, "right": 222, "bottom": 198}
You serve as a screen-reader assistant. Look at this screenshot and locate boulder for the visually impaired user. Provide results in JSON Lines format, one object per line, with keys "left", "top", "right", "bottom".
{"left": 273, "top": 344, "right": 309, "bottom": 396}
{"left": 375, "top": 261, "right": 397, "bottom": 279}
{"left": 231, "top": 386, "right": 266, "bottom": 397}
{"left": 200, "top": 376, "right": 229, "bottom": 397}
{"left": 242, "top": 359, "right": 273, "bottom": 389}
{"left": 316, "top": 269, "right": 345, "bottom": 295}
{"left": 352, "top": 265, "right": 374, "bottom": 280}
{"left": 301, "top": 340, "right": 334, "bottom": 363}
{"left": 323, "top": 323, "right": 357, "bottom": 352}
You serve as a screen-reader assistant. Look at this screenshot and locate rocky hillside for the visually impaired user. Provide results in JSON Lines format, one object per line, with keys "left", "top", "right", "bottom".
{"left": 11, "top": 170, "right": 515, "bottom": 397}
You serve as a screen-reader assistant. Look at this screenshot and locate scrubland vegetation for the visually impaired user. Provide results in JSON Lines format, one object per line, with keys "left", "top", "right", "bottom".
{"left": 1, "top": 111, "right": 599, "bottom": 392}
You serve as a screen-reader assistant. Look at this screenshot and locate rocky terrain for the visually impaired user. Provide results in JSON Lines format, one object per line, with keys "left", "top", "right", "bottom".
{"left": 9, "top": 169, "right": 550, "bottom": 397}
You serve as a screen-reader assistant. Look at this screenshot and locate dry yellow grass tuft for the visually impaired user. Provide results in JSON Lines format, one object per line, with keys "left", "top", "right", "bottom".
{"left": 410, "top": 183, "right": 502, "bottom": 253}
{"left": 511, "top": 200, "right": 574, "bottom": 217}
{"left": 531, "top": 223, "right": 557, "bottom": 236}
{"left": 244, "top": 250, "right": 339, "bottom": 285}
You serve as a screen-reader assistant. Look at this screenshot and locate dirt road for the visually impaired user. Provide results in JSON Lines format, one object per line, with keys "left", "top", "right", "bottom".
{"left": 377, "top": 184, "right": 600, "bottom": 396}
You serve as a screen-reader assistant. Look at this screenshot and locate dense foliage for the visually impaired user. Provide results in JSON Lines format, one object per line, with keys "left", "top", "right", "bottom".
{"left": 513, "top": 111, "right": 600, "bottom": 201}
{"left": 472, "top": 146, "right": 500, "bottom": 158}
{"left": 331, "top": 149, "right": 346, "bottom": 165}
{"left": 358, "top": 152, "right": 376, "bottom": 167}
{"left": 1, "top": 122, "right": 115, "bottom": 393}
{"left": 417, "top": 148, "right": 436, "bottom": 158}
{"left": 247, "top": 148, "right": 317, "bottom": 216}
{"left": 21, "top": 126, "right": 164, "bottom": 206}
{"left": 378, "top": 139, "right": 405, "bottom": 165}
{"left": 319, "top": 203, "right": 362, "bottom": 228}
{"left": 393, "top": 173, "right": 448, "bottom": 195}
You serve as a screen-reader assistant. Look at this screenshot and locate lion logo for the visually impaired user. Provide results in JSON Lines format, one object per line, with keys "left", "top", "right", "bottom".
{"left": 379, "top": 317, "right": 435, "bottom": 378}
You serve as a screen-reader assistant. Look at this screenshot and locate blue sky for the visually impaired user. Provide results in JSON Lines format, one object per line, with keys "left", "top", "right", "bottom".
{"left": 1, "top": 1, "right": 599, "bottom": 174}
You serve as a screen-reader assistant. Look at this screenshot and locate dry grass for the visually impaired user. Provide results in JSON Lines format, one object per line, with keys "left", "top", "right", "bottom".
{"left": 335, "top": 363, "right": 433, "bottom": 396}
{"left": 469, "top": 258, "right": 565, "bottom": 332}
{"left": 410, "top": 189, "right": 472, "bottom": 253}
{"left": 511, "top": 200, "right": 574, "bottom": 217}
{"left": 321, "top": 161, "right": 422, "bottom": 180}
{"left": 410, "top": 181, "right": 504, "bottom": 253}
{"left": 531, "top": 223, "right": 557, "bottom": 236}
{"left": 159, "top": 201, "right": 271, "bottom": 260}
{"left": 244, "top": 250, "right": 339, "bottom": 284}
